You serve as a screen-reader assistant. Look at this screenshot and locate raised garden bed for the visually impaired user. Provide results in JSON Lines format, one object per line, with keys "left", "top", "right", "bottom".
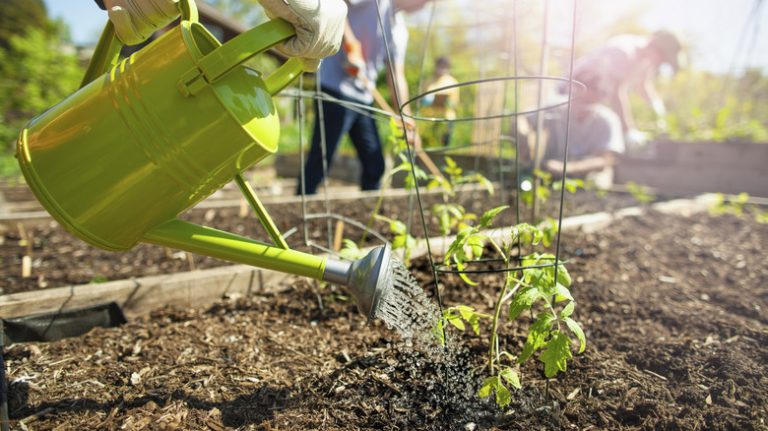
{"left": 3, "top": 209, "right": 766, "bottom": 430}
{"left": 616, "top": 140, "right": 768, "bottom": 197}
{"left": 1, "top": 188, "right": 645, "bottom": 295}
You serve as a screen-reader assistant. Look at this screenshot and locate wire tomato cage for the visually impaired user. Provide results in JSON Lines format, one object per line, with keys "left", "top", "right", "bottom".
{"left": 279, "top": 0, "right": 581, "bottom": 337}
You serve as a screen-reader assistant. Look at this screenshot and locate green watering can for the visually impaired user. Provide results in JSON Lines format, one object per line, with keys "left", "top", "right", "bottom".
{"left": 16, "top": 0, "right": 396, "bottom": 319}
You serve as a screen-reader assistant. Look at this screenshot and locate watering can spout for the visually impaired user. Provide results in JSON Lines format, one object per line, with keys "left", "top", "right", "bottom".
{"left": 322, "top": 245, "right": 392, "bottom": 319}
{"left": 143, "top": 219, "right": 393, "bottom": 318}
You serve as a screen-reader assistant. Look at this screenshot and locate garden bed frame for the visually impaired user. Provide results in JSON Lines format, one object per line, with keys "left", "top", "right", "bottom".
{"left": 0, "top": 194, "right": 718, "bottom": 321}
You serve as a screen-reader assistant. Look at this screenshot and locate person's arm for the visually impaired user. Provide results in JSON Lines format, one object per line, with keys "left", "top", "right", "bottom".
{"left": 638, "top": 74, "right": 667, "bottom": 130}
{"left": 341, "top": 21, "right": 366, "bottom": 76}
{"left": 385, "top": 60, "right": 410, "bottom": 115}
{"left": 614, "top": 85, "right": 636, "bottom": 132}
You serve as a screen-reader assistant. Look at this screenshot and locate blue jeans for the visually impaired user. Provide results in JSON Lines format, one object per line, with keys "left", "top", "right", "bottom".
{"left": 299, "top": 88, "right": 385, "bottom": 195}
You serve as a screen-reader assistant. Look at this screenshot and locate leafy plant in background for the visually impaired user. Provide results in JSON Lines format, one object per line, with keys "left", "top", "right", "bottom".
{"left": 624, "top": 181, "right": 655, "bottom": 204}
{"left": 632, "top": 69, "right": 768, "bottom": 143}
{"left": 520, "top": 169, "right": 586, "bottom": 211}
{"left": 709, "top": 192, "right": 768, "bottom": 224}
{"left": 0, "top": 16, "right": 83, "bottom": 177}
{"left": 428, "top": 156, "right": 494, "bottom": 236}
{"left": 373, "top": 215, "right": 418, "bottom": 265}
{"left": 436, "top": 207, "right": 585, "bottom": 408}
{"left": 351, "top": 118, "right": 427, "bottom": 262}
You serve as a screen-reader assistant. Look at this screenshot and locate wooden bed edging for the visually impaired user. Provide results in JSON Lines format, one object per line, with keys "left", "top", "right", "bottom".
{"left": 0, "top": 194, "right": 719, "bottom": 320}
{"left": 0, "top": 265, "right": 291, "bottom": 320}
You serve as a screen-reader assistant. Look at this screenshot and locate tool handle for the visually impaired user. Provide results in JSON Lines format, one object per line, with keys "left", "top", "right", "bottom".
{"left": 191, "top": 18, "right": 303, "bottom": 95}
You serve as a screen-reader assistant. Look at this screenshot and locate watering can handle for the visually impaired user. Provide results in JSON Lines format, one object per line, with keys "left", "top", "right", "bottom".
{"left": 179, "top": 19, "right": 304, "bottom": 97}
{"left": 80, "top": 0, "right": 200, "bottom": 88}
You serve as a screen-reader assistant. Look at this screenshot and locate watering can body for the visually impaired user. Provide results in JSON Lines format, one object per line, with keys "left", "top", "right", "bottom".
{"left": 17, "top": 2, "right": 301, "bottom": 251}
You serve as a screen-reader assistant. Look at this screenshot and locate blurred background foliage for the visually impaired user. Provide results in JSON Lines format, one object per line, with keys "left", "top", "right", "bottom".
{"left": 0, "top": 0, "right": 82, "bottom": 176}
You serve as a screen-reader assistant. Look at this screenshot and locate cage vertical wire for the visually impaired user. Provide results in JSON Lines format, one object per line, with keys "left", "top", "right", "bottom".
{"left": 286, "top": 0, "right": 583, "bottom": 337}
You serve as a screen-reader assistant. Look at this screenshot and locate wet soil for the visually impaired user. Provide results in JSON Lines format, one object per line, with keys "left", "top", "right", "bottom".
{"left": 4, "top": 210, "right": 767, "bottom": 430}
{"left": 0, "top": 189, "right": 641, "bottom": 294}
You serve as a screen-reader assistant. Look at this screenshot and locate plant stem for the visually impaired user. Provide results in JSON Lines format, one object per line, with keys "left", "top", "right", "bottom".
{"left": 487, "top": 244, "right": 510, "bottom": 373}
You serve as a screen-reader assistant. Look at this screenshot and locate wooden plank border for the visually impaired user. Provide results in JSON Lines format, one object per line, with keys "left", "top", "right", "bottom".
{"left": 0, "top": 194, "right": 720, "bottom": 320}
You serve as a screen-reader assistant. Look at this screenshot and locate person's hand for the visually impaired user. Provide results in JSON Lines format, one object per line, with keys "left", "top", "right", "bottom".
{"left": 651, "top": 99, "right": 668, "bottom": 131}
{"left": 104, "top": 0, "right": 180, "bottom": 45}
{"left": 401, "top": 116, "right": 419, "bottom": 146}
{"left": 259, "top": 0, "right": 347, "bottom": 71}
{"left": 342, "top": 38, "right": 366, "bottom": 78}
{"left": 625, "top": 128, "right": 650, "bottom": 152}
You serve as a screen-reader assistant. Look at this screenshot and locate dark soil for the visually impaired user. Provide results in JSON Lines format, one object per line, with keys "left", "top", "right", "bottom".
{"left": 5, "top": 210, "right": 767, "bottom": 430}
{"left": 0, "top": 188, "right": 641, "bottom": 294}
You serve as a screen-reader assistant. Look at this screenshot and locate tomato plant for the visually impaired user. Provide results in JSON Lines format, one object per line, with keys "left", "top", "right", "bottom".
{"left": 437, "top": 206, "right": 586, "bottom": 408}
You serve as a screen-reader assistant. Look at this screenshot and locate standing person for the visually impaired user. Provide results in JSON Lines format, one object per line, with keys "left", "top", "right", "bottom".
{"left": 299, "top": 0, "right": 427, "bottom": 195}
{"left": 420, "top": 56, "right": 460, "bottom": 147}
{"left": 571, "top": 30, "right": 684, "bottom": 145}
{"left": 93, "top": 0, "right": 347, "bottom": 71}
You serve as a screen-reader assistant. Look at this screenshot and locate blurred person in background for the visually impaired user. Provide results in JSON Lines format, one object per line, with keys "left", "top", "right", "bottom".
{"left": 519, "top": 30, "right": 683, "bottom": 188}
{"left": 299, "top": 0, "right": 428, "bottom": 195}
{"left": 571, "top": 30, "right": 685, "bottom": 148}
{"left": 518, "top": 86, "right": 625, "bottom": 189}
{"left": 420, "top": 56, "right": 460, "bottom": 147}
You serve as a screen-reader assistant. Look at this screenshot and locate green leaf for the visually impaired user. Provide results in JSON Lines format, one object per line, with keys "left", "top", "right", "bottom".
{"left": 444, "top": 156, "right": 462, "bottom": 177}
{"left": 538, "top": 331, "right": 573, "bottom": 378}
{"left": 467, "top": 233, "right": 486, "bottom": 259}
{"left": 560, "top": 301, "right": 575, "bottom": 319}
{"left": 540, "top": 218, "right": 558, "bottom": 247}
{"left": 477, "top": 376, "right": 496, "bottom": 398}
{"left": 519, "top": 312, "right": 555, "bottom": 363}
{"left": 554, "top": 283, "right": 574, "bottom": 302}
{"left": 447, "top": 204, "right": 465, "bottom": 219}
{"left": 479, "top": 205, "right": 508, "bottom": 229}
{"left": 444, "top": 227, "right": 473, "bottom": 264}
{"left": 556, "top": 265, "right": 572, "bottom": 288}
{"left": 565, "top": 317, "right": 586, "bottom": 354}
{"left": 456, "top": 305, "right": 475, "bottom": 320}
{"left": 496, "top": 382, "right": 512, "bottom": 408}
{"left": 390, "top": 220, "right": 407, "bottom": 235}
{"left": 475, "top": 174, "right": 495, "bottom": 195}
{"left": 499, "top": 367, "right": 522, "bottom": 390}
{"left": 455, "top": 256, "right": 478, "bottom": 286}
{"left": 513, "top": 224, "right": 543, "bottom": 246}
{"left": 467, "top": 314, "right": 481, "bottom": 335}
{"left": 439, "top": 211, "right": 451, "bottom": 235}
{"left": 447, "top": 314, "right": 465, "bottom": 331}
{"left": 508, "top": 287, "right": 541, "bottom": 320}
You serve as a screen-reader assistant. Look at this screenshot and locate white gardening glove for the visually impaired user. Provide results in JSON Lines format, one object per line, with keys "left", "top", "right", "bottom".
{"left": 259, "top": 0, "right": 347, "bottom": 71}
{"left": 651, "top": 98, "right": 668, "bottom": 131}
{"left": 104, "top": 0, "right": 180, "bottom": 46}
{"left": 625, "top": 129, "right": 649, "bottom": 152}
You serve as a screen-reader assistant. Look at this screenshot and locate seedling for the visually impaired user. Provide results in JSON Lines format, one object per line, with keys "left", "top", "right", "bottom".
{"left": 428, "top": 156, "right": 494, "bottom": 237}
{"left": 625, "top": 181, "right": 655, "bottom": 204}
{"left": 709, "top": 192, "right": 768, "bottom": 224}
{"left": 438, "top": 206, "right": 586, "bottom": 408}
{"left": 374, "top": 215, "right": 418, "bottom": 265}
{"left": 520, "top": 169, "right": 585, "bottom": 218}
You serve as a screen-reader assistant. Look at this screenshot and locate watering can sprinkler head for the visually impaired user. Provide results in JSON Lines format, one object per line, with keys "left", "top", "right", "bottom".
{"left": 322, "top": 244, "right": 393, "bottom": 319}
